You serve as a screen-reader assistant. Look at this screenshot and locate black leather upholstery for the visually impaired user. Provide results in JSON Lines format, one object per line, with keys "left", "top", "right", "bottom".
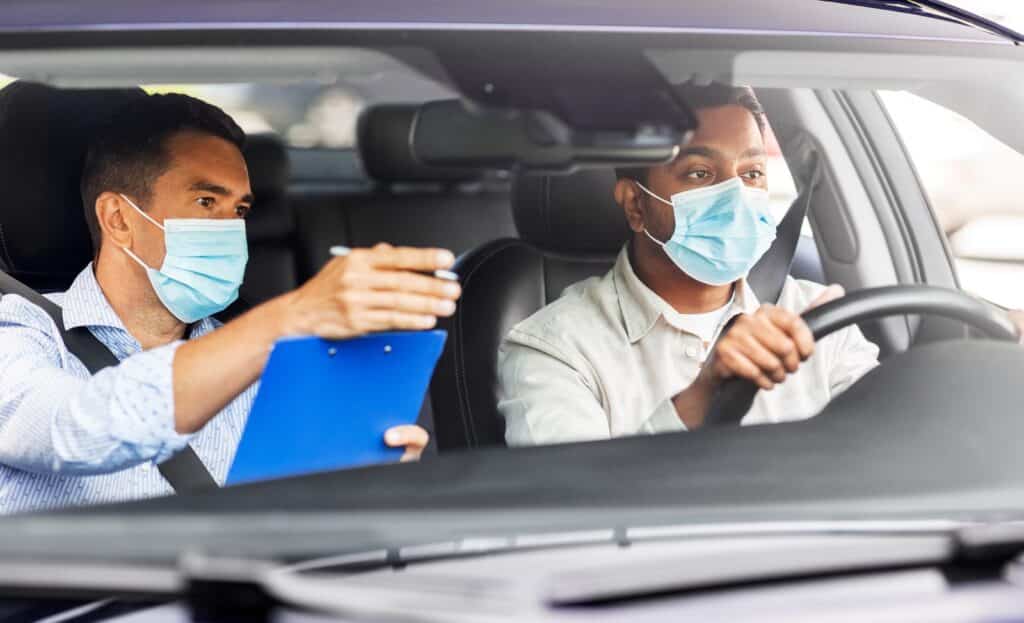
{"left": 239, "top": 133, "right": 298, "bottom": 306}
{"left": 0, "top": 81, "right": 146, "bottom": 291}
{"left": 511, "top": 168, "right": 630, "bottom": 254}
{"left": 336, "top": 103, "right": 516, "bottom": 261}
{"left": 431, "top": 167, "right": 627, "bottom": 451}
{"left": 344, "top": 191, "right": 515, "bottom": 258}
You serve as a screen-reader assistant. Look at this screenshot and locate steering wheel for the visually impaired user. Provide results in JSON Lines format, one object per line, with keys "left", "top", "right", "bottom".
{"left": 703, "top": 285, "right": 1021, "bottom": 428}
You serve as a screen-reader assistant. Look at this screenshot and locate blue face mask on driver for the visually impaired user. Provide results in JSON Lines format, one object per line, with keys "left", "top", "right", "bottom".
{"left": 635, "top": 177, "right": 777, "bottom": 286}
{"left": 119, "top": 194, "right": 248, "bottom": 323}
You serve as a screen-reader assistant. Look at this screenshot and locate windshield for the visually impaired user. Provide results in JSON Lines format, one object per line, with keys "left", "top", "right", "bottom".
{"left": 949, "top": 0, "right": 1024, "bottom": 33}
{"left": 0, "top": 18, "right": 1022, "bottom": 589}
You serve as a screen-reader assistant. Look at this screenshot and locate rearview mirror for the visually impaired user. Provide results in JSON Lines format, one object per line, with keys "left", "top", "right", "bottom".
{"left": 410, "top": 99, "right": 691, "bottom": 174}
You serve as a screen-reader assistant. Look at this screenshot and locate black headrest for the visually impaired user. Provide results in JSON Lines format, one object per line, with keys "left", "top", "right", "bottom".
{"left": 511, "top": 168, "right": 631, "bottom": 255}
{"left": 0, "top": 81, "right": 146, "bottom": 290}
{"left": 243, "top": 133, "right": 290, "bottom": 194}
{"left": 242, "top": 133, "right": 293, "bottom": 242}
{"left": 357, "top": 104, "right": 482, "bottom": 184}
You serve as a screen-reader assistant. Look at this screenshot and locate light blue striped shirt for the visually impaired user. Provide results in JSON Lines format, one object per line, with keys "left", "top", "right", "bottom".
{"left": 0, "top": 264, "right": 256, "bottom": 515}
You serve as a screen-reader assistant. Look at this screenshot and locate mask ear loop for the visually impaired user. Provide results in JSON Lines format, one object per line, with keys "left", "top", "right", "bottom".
{"left": 117, "top": 193, "right": 164, "bottom": 270}
{"left": 632, "top": 180, "right": 673, "bottom": 206}
{"left": 631, "top": 180, "right": 672, "bottom": 246}
{"left": 119, "top": 193, "right": 165, "bottom": 231}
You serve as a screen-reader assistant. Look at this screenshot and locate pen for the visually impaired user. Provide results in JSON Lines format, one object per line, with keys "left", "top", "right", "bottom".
{"left": 330, "top": 246, "right": 459, "bottom": 282}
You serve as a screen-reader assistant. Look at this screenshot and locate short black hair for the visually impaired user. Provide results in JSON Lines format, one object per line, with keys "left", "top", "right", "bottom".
{"left": 616, "top": 82, "right": 766, "bottom": 184}
{"left": 80, "top": 93, "right": 245, "bottom": 252}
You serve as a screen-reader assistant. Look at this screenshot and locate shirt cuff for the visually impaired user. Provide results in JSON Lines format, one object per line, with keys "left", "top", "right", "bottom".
{"left": 81, "top": 339, "right": 194, "bottom": 465}
{"left": 641, "top": 397, "right": 688, "bottom": 434}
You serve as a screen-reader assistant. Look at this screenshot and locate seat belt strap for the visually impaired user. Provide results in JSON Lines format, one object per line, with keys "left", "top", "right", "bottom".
{"left": 0, "top": 269, "right": 218, "bottom": 493}
{"left": 703, "top": 153, "right": 824, "bottom": 428}
{"left": 746, "top": 152, "right": 822, "bottom": 305}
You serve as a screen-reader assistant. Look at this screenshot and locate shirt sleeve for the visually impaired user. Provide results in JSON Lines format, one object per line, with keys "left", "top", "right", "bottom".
{"left": 0, "top": 319, "right": 193, "bottom": 475}
{"left": 498, "top": 330, "right": 685, "bottom": 447}
{"left": 826, "top": 323, "right": 881, "bottom": 396}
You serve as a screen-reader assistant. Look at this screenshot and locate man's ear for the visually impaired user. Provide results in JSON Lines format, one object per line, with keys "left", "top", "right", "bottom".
{"left": 94, "top": 192, "right": 133, "bottom": 249}
{"left": 614, "top": 178, "right": 646, "bottom": 233}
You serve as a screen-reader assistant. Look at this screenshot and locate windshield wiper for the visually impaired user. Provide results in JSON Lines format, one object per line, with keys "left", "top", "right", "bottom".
{"left": 821, "top": 0, "right": 1024, "bottom": 44}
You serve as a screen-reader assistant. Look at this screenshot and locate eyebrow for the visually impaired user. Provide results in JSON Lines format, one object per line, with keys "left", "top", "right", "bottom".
{"left": 674, "top": 145, "right": 766, "bottom": 162}
{"left": 675, "top": 145, "right": 722, "bottom": 160}
{"left": 188, "top": 180, "right": 255, "bottom": 205}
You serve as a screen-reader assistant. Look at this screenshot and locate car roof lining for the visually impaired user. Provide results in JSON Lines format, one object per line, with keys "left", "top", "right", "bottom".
{"left": 2, "top": 41, "right": 1021, "bottom": 154}
{"left": 0, "top": 46, "right": 458, "bottom": 98}
{"left": 0, "top": 0, "right": 1006, "bottom": 42}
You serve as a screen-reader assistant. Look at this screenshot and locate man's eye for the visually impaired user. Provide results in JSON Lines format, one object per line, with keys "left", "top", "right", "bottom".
{"left": 743, "top": 170, "right": 765, "bottom": 180}
{"left": 197, "top": 197, "right": 215, "bottom": 209}
{"left": 235, "top": 205, "right": 251, "bottom": 219}
{"left": 686, "top": 170, "right": 712, "bottom": 180}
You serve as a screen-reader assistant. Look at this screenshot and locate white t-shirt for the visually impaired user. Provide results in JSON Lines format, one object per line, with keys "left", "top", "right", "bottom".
{"left": 659, "top": 296, "right": 734, "bottom": 351}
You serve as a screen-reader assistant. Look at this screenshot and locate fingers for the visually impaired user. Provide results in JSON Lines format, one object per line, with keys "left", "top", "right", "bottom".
{"left": 298, "top": 244, "right": 463, "bottom": 338}
{"left": 358, "top": 310, "right": 439, "bottom": 332}
{"left": 331, "top": 256, "right": 461, "bottom": 300}
{"left": 749, "top": 312, "right": 801, "bottom": 374}
{"left": 711, "top": 305, "right": 817, "bottom": 391}
{"left": 355, "top": 243, "right": 455, "bottom": 272}
{"left": 359, "top": 270, "right": 461, "bottom": 300}
{"left": 714, "top": 341, "right": 776, "bottom": 390}
{"left": 761, "top": 305, "right": 815, "bottom": 360}
{"left": 343, "top": 290, "right": 457, "bottom": 318}
{"left": 385, "top": 425, "right": 430, "bottom": 462}
{"left": 734, "top": 329, "right": 788, "bottom": 383}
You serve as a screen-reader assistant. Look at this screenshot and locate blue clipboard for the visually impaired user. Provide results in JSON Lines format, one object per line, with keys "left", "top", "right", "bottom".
{"left": 226, "top": 330, "right": 447, "bottom": 485}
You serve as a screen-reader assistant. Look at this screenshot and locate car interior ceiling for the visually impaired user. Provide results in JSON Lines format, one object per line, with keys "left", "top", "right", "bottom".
{"left": 0, "top": 80, "right": 835, "bottom": 453}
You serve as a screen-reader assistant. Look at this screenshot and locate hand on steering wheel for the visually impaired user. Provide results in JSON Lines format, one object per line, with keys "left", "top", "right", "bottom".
{"left": 700, "top": 285, "right": 845, "bottom": 393}
{"left": 702, "top": 285, "right": 1021, "bottom": 428}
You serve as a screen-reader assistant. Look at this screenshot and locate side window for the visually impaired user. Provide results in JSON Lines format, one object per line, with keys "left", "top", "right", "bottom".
{"left": 764, "top": 122, "right": 801, "bottom": 229}
{"left": 143, "top": 83, "right": 366, "bottom": 149}
{"left": 880, "top": 91, "right": 1024, "bottom": 310}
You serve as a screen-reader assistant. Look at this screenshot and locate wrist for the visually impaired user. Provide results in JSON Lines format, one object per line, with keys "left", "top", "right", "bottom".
{"left": 262, "top": 291, "right": 304, "bottom": 339}
{"left": 672, "top": 370, "right": 718, "bottom": 429}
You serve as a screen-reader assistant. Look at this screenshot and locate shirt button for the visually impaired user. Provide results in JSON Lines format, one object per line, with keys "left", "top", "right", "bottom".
{"left": 141, "top": 462, "right": 152, "bottom": 471}
{"left": 685, "top": 345, "right": 700, "bottom": 359}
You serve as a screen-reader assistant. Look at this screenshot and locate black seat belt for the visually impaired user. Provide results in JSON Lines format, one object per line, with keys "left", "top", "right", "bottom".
{"left": 0, "top": 269, "right": 218, "bottom": 493}
{"left": 746, "top": 151, "right": 822, "bottom": 305}
{"left": 705, "top": 152, "right": 823, "bottom": 427}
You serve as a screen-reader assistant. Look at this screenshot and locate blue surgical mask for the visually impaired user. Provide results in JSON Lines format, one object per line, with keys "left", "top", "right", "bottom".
{"left": 636, "top": 177, "right": 776, "bottom": 286}
{"left": 119, "top": 194, "right": 248, "bottom": 323}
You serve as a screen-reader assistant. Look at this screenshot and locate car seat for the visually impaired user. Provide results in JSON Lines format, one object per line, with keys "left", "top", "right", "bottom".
{"left": 238, "top": 133, "right": 299, "bottom": 306}
{"left": 429, "top": 168, "right": 628, "bottom": 451}
{"left": 0, "top": 81, "right": 146, "bottom": 291}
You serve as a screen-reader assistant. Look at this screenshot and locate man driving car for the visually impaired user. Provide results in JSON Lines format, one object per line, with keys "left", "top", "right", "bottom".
{"left": 0, "top": 93, "right": 461, "bottom": 513}
{"left": 498, "top": 83, "right": 880, "bottom": 446}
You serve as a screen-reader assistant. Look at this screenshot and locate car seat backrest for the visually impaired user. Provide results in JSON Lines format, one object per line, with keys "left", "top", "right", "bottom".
{"left": 0, "top": 81, "right": 146, "bottom": 291}
{"left": 430, "top": 168, "right": 627, "bottom": 451}
{"left": 239, "top": 133, "right": 298, "bottom": 305}
{"left": 345, "top": 104, "right": 516, "bottom": 257}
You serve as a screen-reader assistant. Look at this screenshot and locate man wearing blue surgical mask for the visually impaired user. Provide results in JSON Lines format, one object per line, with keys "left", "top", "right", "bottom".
{"left": 498, "top": 83, "right": 879, "bottom": 446}
{"left": 0, "top": 93, "right": 461, "bottom": 513}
